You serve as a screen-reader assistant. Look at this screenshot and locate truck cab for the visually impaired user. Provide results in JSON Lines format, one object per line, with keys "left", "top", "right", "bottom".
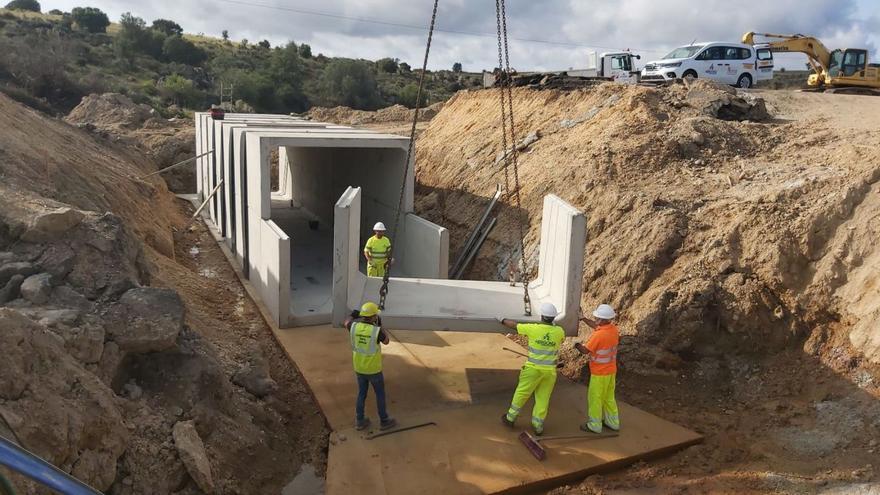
{"left": 568, "top": 51, "right": 641, "bottom": 83}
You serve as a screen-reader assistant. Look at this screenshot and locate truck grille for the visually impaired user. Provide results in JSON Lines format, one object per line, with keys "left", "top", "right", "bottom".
{"left": 644, "top": 64, "right": 657, "bottom": 71}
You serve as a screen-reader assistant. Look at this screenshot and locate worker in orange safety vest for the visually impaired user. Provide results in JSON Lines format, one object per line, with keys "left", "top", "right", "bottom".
{"left": 576, "top": 304, "right": 620, "bottom": 433}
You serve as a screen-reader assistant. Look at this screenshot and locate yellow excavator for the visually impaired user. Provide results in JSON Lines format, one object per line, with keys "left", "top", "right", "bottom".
{"left": 742, "top": 32, "right": 880, "bottom": 95}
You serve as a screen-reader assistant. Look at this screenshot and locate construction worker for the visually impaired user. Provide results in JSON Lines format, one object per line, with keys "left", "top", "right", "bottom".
{"left": 498, "top": 303, "right": 565, "bottom": 435}
{"left": 364, "top": 222, "right": 393, "bottom": 277}
{"left": 576, "top": 304, "right": 620, "bottom": 433}
{"left": 344, "top": 301, "right": 397, "bottom": 431}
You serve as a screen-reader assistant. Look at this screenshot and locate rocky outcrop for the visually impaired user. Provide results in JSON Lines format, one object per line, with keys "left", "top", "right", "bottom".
{"left": 20, "top": 272, "right": 52, "bottom": 304}
{"left": 106, "top": 287, "right": 185, "bottom": 353}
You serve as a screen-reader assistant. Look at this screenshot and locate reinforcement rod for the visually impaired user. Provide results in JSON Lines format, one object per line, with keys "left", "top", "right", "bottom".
{"left": 138, "top": 150, "right": 214, "bottom": 180}
{"left": 191, "top": 179, "right": 224, "bottom": 221}
{"left": 0, "top": 436, "right": 101, "bottom": 495}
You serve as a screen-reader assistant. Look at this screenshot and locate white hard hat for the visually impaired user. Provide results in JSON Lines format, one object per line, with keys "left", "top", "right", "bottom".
{"left": 592, "top": 304, "right": 616, "bottom": 320}
{"left": 373, "top": 222, "right": 387, "bottom": 231}
{"left": 539, "top": 302, "right": 558, "bottom": 318}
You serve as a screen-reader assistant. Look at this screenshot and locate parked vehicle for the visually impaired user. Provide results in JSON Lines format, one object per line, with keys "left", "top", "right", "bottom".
{"left": 641, "top": 42, "right": 773, "bottom": 88}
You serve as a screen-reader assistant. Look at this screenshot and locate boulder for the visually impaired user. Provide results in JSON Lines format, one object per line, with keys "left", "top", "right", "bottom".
{"left": 106, "top": 287, "right": 184, "bottom": 353}
{"left": 64, "top": 324, "right": 105, "bottom": 364}
{"left": 0, "top": 274, "right": 24, "bottom": 303}
{"left": 20, "top": 207, "right": 84, "bottom": 243}
{"left": 172, "top": 420, "right": 215, "bottom": 494}
{"left": 231, "top": 363, "right": 278, "bottom": 398}
{"left": 20, "top": 273, "right": 53, "bottom": 304}
{"left": 0, "top": 262, "right": 37, "bottom": 286}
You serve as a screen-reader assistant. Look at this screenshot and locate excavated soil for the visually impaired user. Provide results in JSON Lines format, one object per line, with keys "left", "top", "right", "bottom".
{"left": 405, "top": 82, "right": 880, "bottom": 493}
{"left": 0, "top": 92, "right": 327, "bottom": 494}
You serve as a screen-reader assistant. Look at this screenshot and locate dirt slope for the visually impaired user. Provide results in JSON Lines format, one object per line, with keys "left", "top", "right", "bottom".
{"left": 0, "top": 92, "right": 326, "bottom": 494}
{"left": 413, "top": 83, "right": 880, "bottom": 493}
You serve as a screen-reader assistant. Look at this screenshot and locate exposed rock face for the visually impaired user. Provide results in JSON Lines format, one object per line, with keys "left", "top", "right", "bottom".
{"left": 0, "top": 262, "right": 37, "bottom": 286}
{"left": 0, "top": 308, "right": 128, "bottom": 491}
{"left": 106, "top": 287, "right": 185, "bottom": 353}
{"left": 0, "top": 274, "right": 24, "bottom": 303}
{"left": 172, "top": 420, "right": 215, "bottom": 494}
{"left": 20, "top": 272, "right": 52, "bottom": 304}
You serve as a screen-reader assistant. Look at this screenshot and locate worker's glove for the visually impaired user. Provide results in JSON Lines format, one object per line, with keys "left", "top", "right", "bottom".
{"left": 574, "top": 342, "right": 587, "bottom": 355}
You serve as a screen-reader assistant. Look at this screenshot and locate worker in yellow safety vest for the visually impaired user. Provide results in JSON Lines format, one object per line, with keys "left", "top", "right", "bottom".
{"left": 364, "top": 222, "right": 393, "bottom": 277}
{"left": 576, "top": 304, "right": 620, "bottom": 433}
{"left": 343, "top": 301, "right": 397, "bottom": 431}
{"left": 498, "top": 303, "right": 565, "bottom": 435}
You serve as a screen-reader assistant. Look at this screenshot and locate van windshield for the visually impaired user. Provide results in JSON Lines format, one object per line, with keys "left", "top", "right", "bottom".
{"left": 663, "top": 45, "right": 703, "bottom": 59}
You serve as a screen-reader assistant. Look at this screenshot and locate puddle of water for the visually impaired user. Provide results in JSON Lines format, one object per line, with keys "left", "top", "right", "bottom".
{"left": 282, "top": 464, "right": 324, "bottom": 495}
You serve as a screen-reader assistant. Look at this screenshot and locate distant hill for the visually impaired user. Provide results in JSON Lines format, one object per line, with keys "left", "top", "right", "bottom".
{"left": 0, "top": 7, "right": 482, "bottom": 116}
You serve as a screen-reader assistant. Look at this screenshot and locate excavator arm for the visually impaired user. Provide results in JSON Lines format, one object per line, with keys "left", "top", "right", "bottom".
{"left": 742, "top": 32, "right": 832, "bottom": 74}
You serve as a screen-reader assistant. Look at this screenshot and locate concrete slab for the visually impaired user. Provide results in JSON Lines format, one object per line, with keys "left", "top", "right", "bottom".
{"left": 274, "top": 326, "right": 702, "bottom": 494}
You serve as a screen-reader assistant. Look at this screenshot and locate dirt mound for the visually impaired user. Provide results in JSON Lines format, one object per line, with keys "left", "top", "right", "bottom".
{"left": 0, "top": 92, "right": 326, "bottom": 493}
{"left": 306, "top": 101, "right": 444, "bottom": 125}
{"left": 66, "top": 93, "right": 196, "bottom": 193}
{"left": 415, "top": 84, "right": 880, "bottom": 365}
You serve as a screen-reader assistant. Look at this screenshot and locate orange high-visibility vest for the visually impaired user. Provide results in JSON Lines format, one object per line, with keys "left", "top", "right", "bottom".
{"left": 585, "top": 323, "right": 619, "bottom": 375}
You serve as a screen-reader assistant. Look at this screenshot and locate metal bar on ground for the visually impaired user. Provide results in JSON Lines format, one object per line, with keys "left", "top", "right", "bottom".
{"left": 450, "top": 185, "right": 502, "bottom": 278}
{"left": 0, "top": 436, "right": 101, "bottom": 495}
{"left": 190, "top": 179, "right": 224, "bottom": 221}
{"left": 452, "top": 216, "right": 497, "bottom": 279}
{"left": 138, "top": 150, "right": 213, "bottom": 180}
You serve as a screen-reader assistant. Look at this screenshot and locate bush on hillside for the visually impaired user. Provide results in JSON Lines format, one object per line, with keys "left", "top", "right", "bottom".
{"left": 151, "top": 18, "right": 182, "bottom": 36}
{"left": 318, "top": 58, "right": 382, "bottom": 110}
{"left": 70, "top": 6, "right": 109, "bottom": 33}
{"left": 116, "top": 12, "right": 163, "bottom": 62}
{"left": 162, "top": 35, "right": 206, "bottom": 65}
{"left": 4, "top": 0, "right": 39, "bottom": 12}
{"left": 298, "top": 43, "right": 311, "bottom": 58}
{"left": 397, "top": 83, "right": 427, "bottom": 108}
{"left": 376, "top": 57, "right": 398, "bottom": 74}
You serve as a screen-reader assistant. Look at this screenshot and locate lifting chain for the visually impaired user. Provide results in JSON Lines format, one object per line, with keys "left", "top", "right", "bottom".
{"left": 378, "top": 0, "right": 440, "bottom": 310}
{"left": 495, "top": 0, "right": 531, "bottom": 316}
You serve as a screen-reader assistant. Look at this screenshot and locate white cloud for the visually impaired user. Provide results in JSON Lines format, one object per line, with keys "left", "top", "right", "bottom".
{"left": 44, "top": 0, "right": 876, "bottom": 71}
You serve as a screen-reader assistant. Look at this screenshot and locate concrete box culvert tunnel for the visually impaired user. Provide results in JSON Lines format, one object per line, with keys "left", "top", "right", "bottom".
{"left": 195, "top": 113, "right": 586, "bottom": 335}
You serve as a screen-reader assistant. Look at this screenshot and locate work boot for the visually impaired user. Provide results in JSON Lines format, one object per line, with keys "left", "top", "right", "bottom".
{"left": 379, "top": 417, "right": 397, "bottom": 430}
{"left": 501, "top": 414, "right": 515, "bottom": 428}
{"left": 532, "top": 426, "right": 544, "bottom": 436}
{"left": 579, "top": 422, "right": 602, "bottom": 434}
{"left": 603, "top": 422, "right": 620, "bottom": 432}
{"left": 355, "top": 417, "right": 371, "bottom": 431}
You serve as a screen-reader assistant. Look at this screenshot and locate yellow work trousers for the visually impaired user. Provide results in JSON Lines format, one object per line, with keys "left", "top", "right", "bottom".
{"left": 367, "top": 261, "right": 386, "bottom": 277}
{"left": 586, "top": 373, "right": 619, "bottom": 433}
{"left": 506, "top": 365, "right": 557, "bottom": 432}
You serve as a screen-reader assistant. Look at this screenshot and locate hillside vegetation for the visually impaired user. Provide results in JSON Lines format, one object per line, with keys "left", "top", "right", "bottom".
{"left": 0, "top": 6, "right": 481, "bottom": 116}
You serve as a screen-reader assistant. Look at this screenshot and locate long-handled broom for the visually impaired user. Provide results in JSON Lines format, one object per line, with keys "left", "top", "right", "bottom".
{"left": 518, "top": 430, "right": 619, "bottom": 460}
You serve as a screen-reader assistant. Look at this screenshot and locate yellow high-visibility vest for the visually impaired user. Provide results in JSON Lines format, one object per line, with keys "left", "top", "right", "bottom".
{"left": 516, "top": 323, "right": 564, "bottom": 370}
{"left": 365, "top": 235, "right": 391, "bottom": 264}
{"left": 350, "top": 321, "right": 382, "bottom": 374}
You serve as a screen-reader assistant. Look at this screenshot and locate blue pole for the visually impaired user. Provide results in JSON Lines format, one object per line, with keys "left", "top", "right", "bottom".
{"left": 0, "top": 437, "right": 101, "bottom": 495}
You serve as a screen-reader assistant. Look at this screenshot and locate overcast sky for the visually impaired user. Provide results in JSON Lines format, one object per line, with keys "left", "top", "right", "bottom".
{"left": 46, "top": 0, "right": 879, "bottom": 71}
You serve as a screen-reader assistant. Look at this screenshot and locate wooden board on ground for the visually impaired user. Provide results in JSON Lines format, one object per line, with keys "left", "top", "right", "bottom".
{"left": 276, "top": 327, "right": 702, "bottom": 494}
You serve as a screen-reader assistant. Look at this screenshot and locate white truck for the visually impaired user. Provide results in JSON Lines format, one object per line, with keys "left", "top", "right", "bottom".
{"left": 482, "top": 51, "right": 642, "bottom": 87}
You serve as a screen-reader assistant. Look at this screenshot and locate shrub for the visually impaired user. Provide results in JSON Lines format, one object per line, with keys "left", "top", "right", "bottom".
{"left": 70, "top": 6, "right": 109, "bottom": 33}
{"left": 151, "top": 19, "right": 182, "bottom": 36}
{"left": 159, "top": 73, "right": 194, "bottom": 105}
{"left": 452, "top": 62, "right": 462, "bottom": 73}
{"left": 298, "top": 43, "right": 311, "bottom": 58}
{"left": 4, "top": 0, "right": 40, "bottom": 12}
{"left": 376, "top": 57, "right": 398, "bottom": 74}
{"left": 397, "top": 83, "right": 426, "bottom": 108}
{"left": 162, "top": 35, "right": 206, "bottom": 65}
{"left": 116, "top": 12, "right": 164, "bottom": 61}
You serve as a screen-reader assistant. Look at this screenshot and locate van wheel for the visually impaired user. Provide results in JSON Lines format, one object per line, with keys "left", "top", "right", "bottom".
{"left": 736, "top": 74, "right": 753, "bottom": 88}
{"left": 682, "top": 70, "right": 698, "bottom": 81}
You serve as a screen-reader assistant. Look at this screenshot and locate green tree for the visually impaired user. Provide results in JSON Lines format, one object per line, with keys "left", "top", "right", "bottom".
{"left": 70, "top": 7, "right": 109, "bottom": 33}
{"left": 268, "top": 41, "right": 306, "bottom": 111}
{"left": 319, "top": 58, "right": 382, "bottom": 109}
{"left": 159, "top": 73, "right": 195, "bottom": 106}
{"left": 4, "top": 0, "right": 40, "bottom": 12}
{"left": 298, "top": 43, "right": 312, "bottom": 58}
{"left": 151, "top": 18, "right": 183, "bottom": 36}
{"left": 116, "top": 12, "right": 164, "bottom": 61}
{"left": 452, "top": 62, "right": 462, "bottom": 73}
{"left": 258, "top": 39, "right": 270, "bottom": 49}
{"left": 398, "top": 62, "right": 411, "bottom": 73}
{"left": 397, "top": 83, "right": 426, "bottom": 108}
{"left": 376, "top": 57, "right": 398, "bottom": 74}
{"left": 162, "top": 35, "right": 206, "bottom": 65}
{"left": 221, "top": 29, "right": 229, "bottom": 41}
{"left": 48, "top": 8, "right": 62, "bottom": 14}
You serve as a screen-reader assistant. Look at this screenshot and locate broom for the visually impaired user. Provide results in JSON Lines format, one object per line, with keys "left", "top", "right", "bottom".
{"left": 518, "top": 430, "right": 619, "bottom": 460}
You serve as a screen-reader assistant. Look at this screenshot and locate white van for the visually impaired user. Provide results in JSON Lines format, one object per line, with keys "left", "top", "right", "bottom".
{"left": 641, "top": 42, "right": 774, "bottom": 88}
